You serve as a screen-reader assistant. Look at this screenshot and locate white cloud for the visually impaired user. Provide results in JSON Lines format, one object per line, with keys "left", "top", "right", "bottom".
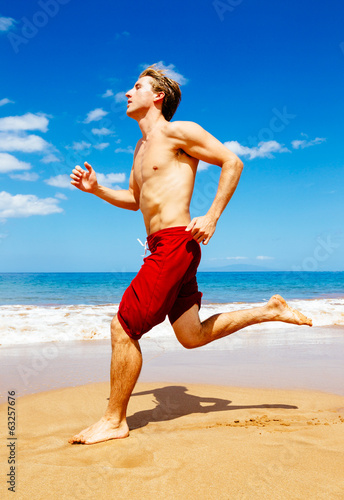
{"left": 0, "top": 98, "right": 14, "bottom": 107}
{"left": 55, "top": 193, "right": 68, "bottom": 200}
{"left": 0, "top": 191, "right": 63, "bottom": 218}
{"left": 0, "top": 233, "right": 8, "bottom": 239}
{"left": 41, "top": 154, "right": 60, "bottom": 164}
{"left": 0, "top": 16, "right": 16, "bottom": 32}
{"left": 91, "top": 127, "right": 114, "bottom": 136}
{"left": 114, "top": 92, "right": 127, "bottom": 103}
{"left": 9, "top": 172, "right": 39, "bottom": 182}
{"left": 0, "top": 113, "right": 49, "bottom": 132}
{"left": 0, "top": 153, "right": 31, "bottom": 173}
{"left": 97, "top": 173, "right": 126, "bottom": 187}
{"left": 226, "top": 256, "right": 248, "bottom": 260}
{"left": 225, "top": 140, "right": 290, "bottom": 160}
{"left": 84, "top": 108, "right": 108, "bottom": 123}
{"left": 198, "top": 161, "right": 210, "bottom": 171}
{"left": 195, "top": 140, "right": 292, "bottom": 168}
{"left": 102, "top": 89, "right": 114, "bottom": 98}
{"left": 256, "top": 256, "right": 274, "bottom": 260}
{"left": 45, "top": 174, "right": 74, "bottom": 190}
{"left": 0, "top": 132, "right": 50, "bottom": 153}
{"left": 140, "top": 61, "right": 188, "bottom": 85}
{"left": 93, "top": 143, "right": 110, "bottom": 150}
{"left": 115, "top": 146, "right": 134, "bottom": 154}
{"left": 291, "top": 137, "right": 326, "bottom": 149}
{"left": 68, "top": 141, "right": 91, "bottom": 151}
{"left": 46, "top": 172, "right": 126, "bottom": 190}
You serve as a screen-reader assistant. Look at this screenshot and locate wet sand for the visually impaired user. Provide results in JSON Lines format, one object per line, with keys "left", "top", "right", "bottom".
{"left": 1, "top": 325, "right": 344, "bottom": 402}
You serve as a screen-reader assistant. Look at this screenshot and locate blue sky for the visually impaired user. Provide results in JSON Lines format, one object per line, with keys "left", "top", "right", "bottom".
{"left": 0, "top": 0, "right": 343, "bottom": 272}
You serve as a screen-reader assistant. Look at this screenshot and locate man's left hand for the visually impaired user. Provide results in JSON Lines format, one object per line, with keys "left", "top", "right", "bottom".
{"left": 185, "top": 215, "right": 217, "bottom": 245}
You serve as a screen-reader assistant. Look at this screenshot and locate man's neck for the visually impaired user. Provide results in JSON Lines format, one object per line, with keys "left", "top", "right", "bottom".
{"left": 137, "top": 110, "right": 167, "bottom": 140}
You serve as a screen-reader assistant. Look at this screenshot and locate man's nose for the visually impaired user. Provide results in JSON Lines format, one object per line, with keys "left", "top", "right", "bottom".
{"left": 125, "top": 89, "right": 132, "bottom": 98}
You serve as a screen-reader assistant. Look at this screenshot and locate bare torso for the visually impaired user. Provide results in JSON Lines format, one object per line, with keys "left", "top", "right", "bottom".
{"left": 132, "top": 122, "right": 199, "bottom": 235}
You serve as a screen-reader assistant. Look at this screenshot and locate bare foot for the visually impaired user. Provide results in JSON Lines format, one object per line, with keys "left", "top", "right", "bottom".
{"left": 68, "top": 416, "right": 129, "bottom": 445}
{"left": 266, "top": 294, "right": 312, "bottom": 326}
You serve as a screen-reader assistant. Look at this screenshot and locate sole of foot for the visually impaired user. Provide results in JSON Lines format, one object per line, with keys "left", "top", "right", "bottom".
{"left": 268, "top": 294, "right": 313, "bottom": 326}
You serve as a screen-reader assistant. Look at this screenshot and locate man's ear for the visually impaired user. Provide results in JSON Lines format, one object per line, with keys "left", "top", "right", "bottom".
{"left": 153, "top": 91, "right": 165, "bottom": 103}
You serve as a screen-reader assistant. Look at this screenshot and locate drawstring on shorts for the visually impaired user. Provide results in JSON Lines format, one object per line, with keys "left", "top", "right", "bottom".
{"left": 137, "top": 238, "right": 148, "bottom": 257}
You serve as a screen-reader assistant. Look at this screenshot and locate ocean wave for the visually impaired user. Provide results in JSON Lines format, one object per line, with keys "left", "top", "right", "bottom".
{"left": 0, "top": 298, "right": 343, "bottom": 346}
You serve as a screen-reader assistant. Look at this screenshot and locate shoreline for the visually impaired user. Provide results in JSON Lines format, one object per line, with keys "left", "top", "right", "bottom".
{"left": 1, "top": 297, "right": 343, "bottom": 346}
{"left": 1, "top": 324, "right": 344, "bottom": 403}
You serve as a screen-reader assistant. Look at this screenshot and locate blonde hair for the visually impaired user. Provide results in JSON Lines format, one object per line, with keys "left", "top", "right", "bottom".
{"left": 139, "top": 65, "right": 182, "bottom": 121}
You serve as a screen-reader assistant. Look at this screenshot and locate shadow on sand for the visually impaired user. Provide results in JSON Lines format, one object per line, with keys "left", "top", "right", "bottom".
{"left": 126, "top": 385, "right": 298, "bottom": 430}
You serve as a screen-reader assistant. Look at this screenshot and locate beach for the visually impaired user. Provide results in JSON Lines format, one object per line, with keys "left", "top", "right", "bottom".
{"left": 1, "top": 381, "right": 344, "bottom": 500}
{"left": 1, "top": 325, "right": 344, "bottom": 402}
{"left": 1, "top": 273, "right": 344, "bottom": 498}
{"left": 1, "top": 324, "right": 344, "bottom": 499}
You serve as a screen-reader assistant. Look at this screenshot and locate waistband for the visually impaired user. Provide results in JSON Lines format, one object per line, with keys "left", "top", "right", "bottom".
{"left": 147, "top": 226, "right": 190, "bottom": 250}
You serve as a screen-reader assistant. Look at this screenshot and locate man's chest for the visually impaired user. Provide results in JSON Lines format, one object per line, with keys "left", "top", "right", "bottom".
{"left": 133, "top": 138, "right": 178, "bottom": 187}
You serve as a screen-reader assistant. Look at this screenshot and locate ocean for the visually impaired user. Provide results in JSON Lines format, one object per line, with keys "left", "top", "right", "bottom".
{"left": 1, "top": 272, "right": 343, "bottom": 345}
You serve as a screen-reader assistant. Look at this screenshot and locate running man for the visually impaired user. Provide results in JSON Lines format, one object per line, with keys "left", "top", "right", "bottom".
{"left": 69, "top": 66, "right": 312, "bottom": 444}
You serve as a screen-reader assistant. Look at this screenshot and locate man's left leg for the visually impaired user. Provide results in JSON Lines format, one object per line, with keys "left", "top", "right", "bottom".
{"left": 172, "top": 294, "right": 312, "bottom": 349}
{"left": 69, "top": 315, "right": 142, "bottom": 444}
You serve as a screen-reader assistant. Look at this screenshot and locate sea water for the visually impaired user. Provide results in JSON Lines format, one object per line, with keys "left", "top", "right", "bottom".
{"left": 0, "top": 272, "right": 343, "bottom": 345}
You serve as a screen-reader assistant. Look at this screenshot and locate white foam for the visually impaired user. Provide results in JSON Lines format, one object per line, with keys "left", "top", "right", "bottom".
{"left": 0, "top": 298, "right": 343, "bottom": 346}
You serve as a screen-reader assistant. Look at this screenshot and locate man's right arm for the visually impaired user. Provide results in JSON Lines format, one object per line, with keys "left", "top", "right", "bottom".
{"left": 70, "top": 162, "right": 140, "bottom": 211}
{"left": 92, "top": 165, "right": 140, "bottom": 211}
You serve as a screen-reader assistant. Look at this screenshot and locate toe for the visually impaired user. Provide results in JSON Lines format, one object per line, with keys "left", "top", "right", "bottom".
{"left": 69, "top": 434, "right": 83, "bottom": 444}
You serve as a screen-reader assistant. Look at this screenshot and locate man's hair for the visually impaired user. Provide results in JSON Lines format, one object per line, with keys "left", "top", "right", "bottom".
{"left": 139, "top": 65, "right": 182, "bottom": 121}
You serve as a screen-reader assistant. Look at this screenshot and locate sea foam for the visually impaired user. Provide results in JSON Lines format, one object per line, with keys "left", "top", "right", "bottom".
{"left": 0, "top": 298, "right": 343, "bottom": 346}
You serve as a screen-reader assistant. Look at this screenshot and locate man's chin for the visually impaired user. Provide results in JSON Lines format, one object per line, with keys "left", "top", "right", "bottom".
{"left": 126, "top": 108, "right": 139, "bottom": 120}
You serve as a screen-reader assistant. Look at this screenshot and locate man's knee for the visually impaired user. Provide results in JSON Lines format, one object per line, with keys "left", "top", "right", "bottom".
{"left": 171, "top": 305, "right": 202, "bottom": 349}
{"left": 111, "top": 314, "right": 131, "bottom": 346}
{"left": 178, "top": 337, "right": 198, "bottom": 349}
{"left": 172, "top": 324, "right": 202, "bottom": 349}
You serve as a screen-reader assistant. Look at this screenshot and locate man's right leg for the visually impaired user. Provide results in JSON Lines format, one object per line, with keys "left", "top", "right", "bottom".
{"left": 69, "top": 315, "right": 142, "bottom": 445}
{"left": 172, "top": 295, "right": 312, "bottom": 349}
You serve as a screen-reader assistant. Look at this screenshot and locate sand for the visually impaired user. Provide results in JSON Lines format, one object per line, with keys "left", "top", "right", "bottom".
{"left": 1, "top": 326, "right": 344, "bottom": 499}
{"left": 1, "top": 381, "right": 344, "bottom": 499}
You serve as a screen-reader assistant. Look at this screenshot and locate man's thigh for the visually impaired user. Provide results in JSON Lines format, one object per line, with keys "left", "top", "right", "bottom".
{"left": 118, "top": 240, "right": 200, "bottom": 340}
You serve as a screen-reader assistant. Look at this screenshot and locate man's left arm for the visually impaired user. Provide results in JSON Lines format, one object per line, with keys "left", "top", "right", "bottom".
{"left": 169, "top": 121, "right": 244, "bottom": 245}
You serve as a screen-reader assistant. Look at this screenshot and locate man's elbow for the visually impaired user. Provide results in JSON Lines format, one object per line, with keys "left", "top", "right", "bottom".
{"left": 128, "top": 203, "right": 139, "bottom": 211}
{"left": 131, "top": 201, "right": 140, "bottom": 212}
{"left": 232, "top": 157, "right": 244, "bottom": 173}
{"left": 224, "top": 157, "right": 244, "bottom": 171}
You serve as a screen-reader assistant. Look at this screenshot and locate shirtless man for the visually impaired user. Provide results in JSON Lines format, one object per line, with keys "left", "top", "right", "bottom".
{"left": 69, "top": 66, "right": 312, "bottom": 445}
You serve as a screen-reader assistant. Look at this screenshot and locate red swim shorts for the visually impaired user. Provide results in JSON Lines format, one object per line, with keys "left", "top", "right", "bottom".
{"left": 117, "top": 226, "right": 202, "bottom": 340}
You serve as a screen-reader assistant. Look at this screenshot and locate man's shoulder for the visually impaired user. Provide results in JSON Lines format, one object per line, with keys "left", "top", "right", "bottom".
{"left": 164, "top": 120, "right": 205, "bottom": 140}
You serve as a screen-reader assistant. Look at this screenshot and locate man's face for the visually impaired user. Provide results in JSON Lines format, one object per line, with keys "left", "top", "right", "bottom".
{"left": 125, "top": 76, "right": 156, "bottom": 117}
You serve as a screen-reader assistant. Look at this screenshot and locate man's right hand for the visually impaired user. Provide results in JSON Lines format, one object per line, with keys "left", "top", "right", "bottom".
{"left": 70, "top": 162, "right": 98, "bottom": 193}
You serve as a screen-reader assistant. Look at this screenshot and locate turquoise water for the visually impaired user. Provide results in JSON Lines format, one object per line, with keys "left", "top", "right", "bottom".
{"left": 1, "top": 272, "right": 343, "bottom": 306}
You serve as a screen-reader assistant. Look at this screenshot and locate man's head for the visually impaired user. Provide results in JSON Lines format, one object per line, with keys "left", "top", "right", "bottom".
{"left": 125, "top": 65, "right": 182, "bottom": 121}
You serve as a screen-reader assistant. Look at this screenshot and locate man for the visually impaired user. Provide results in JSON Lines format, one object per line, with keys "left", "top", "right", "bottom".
{"left": 69, "top": 66, "right": 312, "bottom": 445}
